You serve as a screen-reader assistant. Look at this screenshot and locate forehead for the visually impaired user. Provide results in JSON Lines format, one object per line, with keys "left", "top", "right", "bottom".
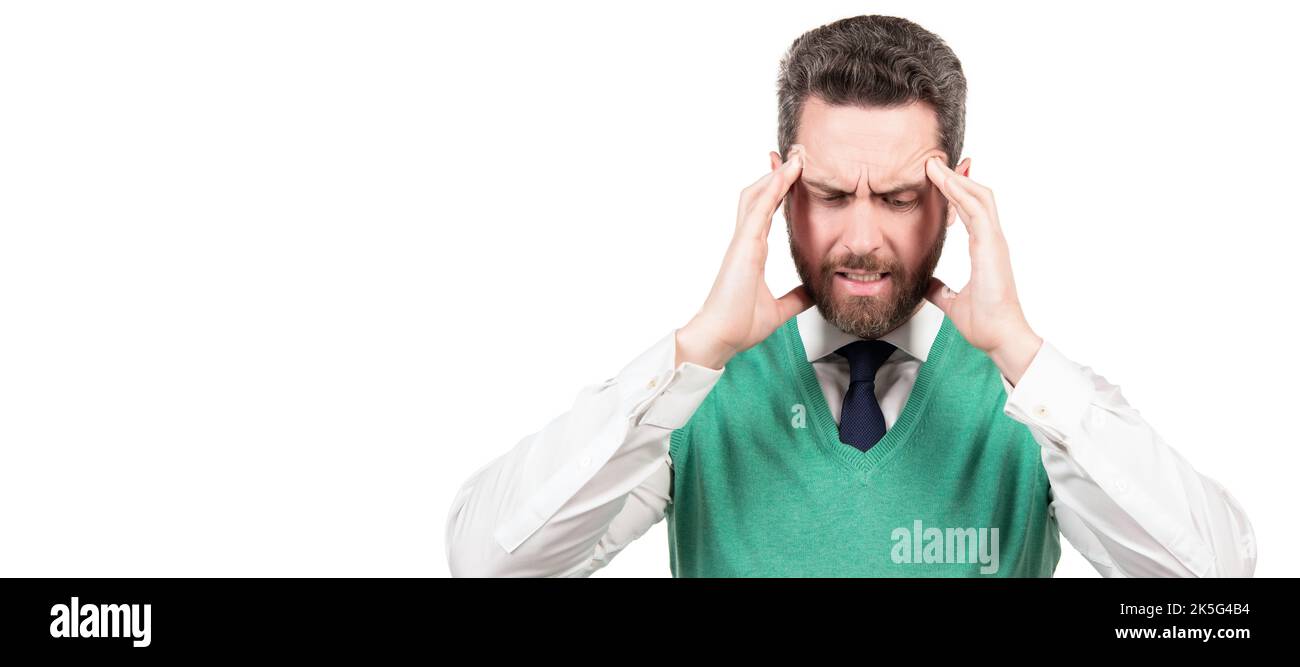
{"left": 795, "top": 97, "right": 941, "bottom": 188}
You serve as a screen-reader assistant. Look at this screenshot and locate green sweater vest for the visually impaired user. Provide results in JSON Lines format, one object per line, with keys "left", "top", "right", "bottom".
{"left": 665, "top": 313, "right": 1061, "bottom": 577}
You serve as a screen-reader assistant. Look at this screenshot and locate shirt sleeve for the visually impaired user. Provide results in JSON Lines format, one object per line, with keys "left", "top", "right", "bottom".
{"left": 444, "top": 328, "right": 724, "bottom": 577}
{"left": 997, "top": 340, "right": 1257, "bottom": 577}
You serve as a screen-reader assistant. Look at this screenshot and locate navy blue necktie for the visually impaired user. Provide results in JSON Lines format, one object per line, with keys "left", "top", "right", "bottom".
{"left": 834, "top": 339, "right": 897, "bottom": 452}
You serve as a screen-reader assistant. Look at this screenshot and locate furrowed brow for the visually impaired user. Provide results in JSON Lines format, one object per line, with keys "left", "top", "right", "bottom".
{"left": 803, "top": 178, "right": 929, "bottom": 197}
{"left": 870, "top": 180, "right": 930, "bottom": 197}
{"left": 801, "top": 178, "right": 850, "bottom": 195}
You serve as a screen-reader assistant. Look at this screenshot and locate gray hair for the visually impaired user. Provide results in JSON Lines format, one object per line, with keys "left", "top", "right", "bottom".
{"left": 776, "top": 15, "right": 967, "bottom": 170}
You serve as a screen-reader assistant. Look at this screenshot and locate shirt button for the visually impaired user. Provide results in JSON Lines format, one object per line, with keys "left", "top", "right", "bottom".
{"left": 1034, "top": 405, "right": 1050, "bottom": 418}
{"left": 647, "top": 377, "right": 658, "bottom": 389}
{"left": 579, "top": 454, "right": 592, "bottom": 468}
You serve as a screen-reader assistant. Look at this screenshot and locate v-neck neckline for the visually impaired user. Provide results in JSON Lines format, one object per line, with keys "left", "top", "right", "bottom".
{"left": 783, "top": 312, "right": 957, "bottom": 481}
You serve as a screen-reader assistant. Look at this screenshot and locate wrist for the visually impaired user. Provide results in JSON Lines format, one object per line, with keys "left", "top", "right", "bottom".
{"left": 988, "top": 325, "right": 1042, "bottom": 387}
{"left": 674, "top": 324, "right": 732, "bottom": 371}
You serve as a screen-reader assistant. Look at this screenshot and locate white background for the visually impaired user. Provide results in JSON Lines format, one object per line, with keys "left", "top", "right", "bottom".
{"left": 1, "top": 1, "right": 1295, "bottom": 577}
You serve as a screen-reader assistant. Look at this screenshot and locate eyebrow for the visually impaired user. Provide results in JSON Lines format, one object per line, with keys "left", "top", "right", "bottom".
{"left": 803, "top": 178, "right": 929, "bottom": 197}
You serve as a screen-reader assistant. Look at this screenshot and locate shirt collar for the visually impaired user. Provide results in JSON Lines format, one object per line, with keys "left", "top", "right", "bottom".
{"left": 796, "top": 298, "right": 947, "bottom": 364}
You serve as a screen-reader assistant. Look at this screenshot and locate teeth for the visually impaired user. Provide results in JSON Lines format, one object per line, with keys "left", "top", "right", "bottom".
{"left": 841, "top": 272, "right": 885, "bottom": 282}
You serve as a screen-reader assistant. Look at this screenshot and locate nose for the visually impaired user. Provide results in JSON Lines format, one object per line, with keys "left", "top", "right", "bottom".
{"left": 838, "top": 203, "right": 888, "bottom": 258}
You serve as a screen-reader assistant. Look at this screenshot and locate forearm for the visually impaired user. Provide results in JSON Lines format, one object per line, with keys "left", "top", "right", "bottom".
{"left": 1000, "top": 340, "right": 1257, "bottom": 577}
{"left": 445, "top": 328, "right": 724, "bottom": 577}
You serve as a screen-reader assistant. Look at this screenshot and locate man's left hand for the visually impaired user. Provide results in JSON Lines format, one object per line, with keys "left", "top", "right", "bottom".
{"left": 923, "top": 155, "right": 1043, "bottom": 386}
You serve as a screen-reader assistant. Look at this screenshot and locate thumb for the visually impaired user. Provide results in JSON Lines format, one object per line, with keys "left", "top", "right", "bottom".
{"left": 924, "top": 276, "right": 959, "bottom": 316}
{"left": 775, "top": 284, "right": 814, "bottom": 323}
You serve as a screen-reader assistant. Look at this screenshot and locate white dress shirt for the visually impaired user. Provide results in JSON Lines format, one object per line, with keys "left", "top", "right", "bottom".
{"left": 445, "top": 300, "right": 1258, "bottom": 578}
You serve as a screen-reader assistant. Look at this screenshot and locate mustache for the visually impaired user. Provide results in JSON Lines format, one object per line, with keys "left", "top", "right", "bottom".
{"left": 821, "top": 256, "right": 898, "bottom": 275}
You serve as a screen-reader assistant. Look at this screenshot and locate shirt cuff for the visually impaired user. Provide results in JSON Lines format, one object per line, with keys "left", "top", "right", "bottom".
{"left": 488, "top": 329, "right": 722, "bottom": 556}
{"left": 1001, "top": 339, "right": 1094, "bottom": 451}
{"left": 607, "top": 329, "right": 725, "bottom": 432}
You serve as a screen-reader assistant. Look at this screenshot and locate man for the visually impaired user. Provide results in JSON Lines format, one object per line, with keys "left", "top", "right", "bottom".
{"left": 444, "top": 15, "right": 1256, "bottom": 577}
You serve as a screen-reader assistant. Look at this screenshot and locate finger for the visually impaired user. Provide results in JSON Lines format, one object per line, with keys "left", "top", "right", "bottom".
{"left": 741, "top": 145, "right": 803, "bottom": 234}
{"left": 741, "top": 167, "right": 779, "bottom": 202}
{"left": 928, "top": 157, "right": 1004, "bottom": 237}
{"left": 920, "top": 155, "right": 977, "bottom": 228}
{"left": 924, "top": 276, "right": 961, "bottom": 316}
{"left": 926, "top": 159, "right": 1014, "bottom": 289}
{"left": 925, "top": 156, "right": 1003, "bottom": 244}
{"left": 739, "top": 144, "right": 804, "bottom": 240}
{"left": 775, "top": 283, "right": 813, "bottom": 323}
{"left": 734, "top": 155, "right": 788, "bottom": 229}
{"left": 926, "top": 156, "right": 992, "bottom": 202}
{"left": 942, "top": 160, "right": 996, "bottom": 211}
{"left": 943, "top": 164, "right": 1004, "bottom": 237}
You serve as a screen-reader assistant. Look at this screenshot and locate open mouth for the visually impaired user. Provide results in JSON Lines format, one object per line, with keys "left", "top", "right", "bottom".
{"left": 835, "top": 271, "right": 889, "bottom": 283}
{"left": 834, "top": 271, "right": 891, "bottom": 296}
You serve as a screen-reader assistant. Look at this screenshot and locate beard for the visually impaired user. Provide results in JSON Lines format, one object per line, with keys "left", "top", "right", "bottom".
{"left": 787, "top": 201, "right": 947, "bottom": 340}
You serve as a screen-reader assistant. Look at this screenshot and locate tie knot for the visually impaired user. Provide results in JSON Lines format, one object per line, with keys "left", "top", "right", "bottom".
{"left": 835, "top": 339, "right": 896, "bottom": 383}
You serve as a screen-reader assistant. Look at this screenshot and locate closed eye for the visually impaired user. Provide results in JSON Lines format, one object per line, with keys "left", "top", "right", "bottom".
{"left": 814, "top": 192, "right": 918, "bottom": 211}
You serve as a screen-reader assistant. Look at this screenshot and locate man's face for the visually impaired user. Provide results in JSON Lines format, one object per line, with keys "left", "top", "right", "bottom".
{"left": 778, "top": 97, "right": 962, "bottom": 340}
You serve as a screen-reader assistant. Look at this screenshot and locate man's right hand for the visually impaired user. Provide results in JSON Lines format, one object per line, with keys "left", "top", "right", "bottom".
{"left": 675, "top": 144, "right": 814, "bottom": 370}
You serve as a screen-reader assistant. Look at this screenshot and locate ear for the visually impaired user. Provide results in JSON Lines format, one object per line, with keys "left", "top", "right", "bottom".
{"left": 770, "top": 151, "right": 783, "bottom": 172}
